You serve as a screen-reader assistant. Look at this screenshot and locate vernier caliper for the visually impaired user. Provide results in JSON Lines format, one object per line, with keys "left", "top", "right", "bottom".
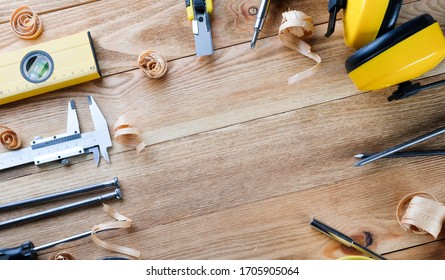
{"left": 0, "top": 96, "right": 112, "bottom": 170}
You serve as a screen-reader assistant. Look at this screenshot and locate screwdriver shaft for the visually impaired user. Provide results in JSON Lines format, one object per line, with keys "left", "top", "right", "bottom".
{"left": 251, "top": 0, "right": 271, "bottom": 48}
{"left": 355, "top": 125, "right": 445, "bottom": 166}
{"left": 32, "top": 228, "right": 111, "bottom": 253}
{"left": 356, "top": 150, "right": 445, "bottom": 159}
{"left": 33, "top": 231, "right": 92, "bottom": 252}
{"left": 33, "top": 226, "right": 114, "bottom": 252}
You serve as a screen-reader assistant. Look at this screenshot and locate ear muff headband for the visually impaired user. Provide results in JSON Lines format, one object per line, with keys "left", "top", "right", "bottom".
{"left": 326, "top": 0, "right": 402, "bottom": 49}
{"left": 343, "top": 0, "right": 402, "bottom": 49}
{"left": 376, "top": 0, "right": 402, "bottom": 38}
{"left": 346, "top": 14, "right": 445, "bottom": 91}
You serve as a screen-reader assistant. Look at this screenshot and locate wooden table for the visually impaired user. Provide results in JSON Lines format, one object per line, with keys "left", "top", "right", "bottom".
{"left": 1, "top": 0, "right": 445, "bottom": 260}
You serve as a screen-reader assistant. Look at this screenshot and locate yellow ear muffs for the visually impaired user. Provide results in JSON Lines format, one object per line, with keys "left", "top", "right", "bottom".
{"left": 345, "top": 14, "right": 445, "bottom": 98}
{"left": 326, "top": 0, "right": 402, "bottom": 49}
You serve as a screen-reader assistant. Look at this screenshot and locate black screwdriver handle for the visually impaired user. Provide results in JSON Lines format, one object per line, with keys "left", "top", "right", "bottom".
{"left": 0, "top": 241, "right": 37, "bottom": 260}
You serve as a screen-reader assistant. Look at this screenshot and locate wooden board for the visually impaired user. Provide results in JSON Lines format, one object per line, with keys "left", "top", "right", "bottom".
{"left": 1, "top": 0, "right": 445, "bottom": 261}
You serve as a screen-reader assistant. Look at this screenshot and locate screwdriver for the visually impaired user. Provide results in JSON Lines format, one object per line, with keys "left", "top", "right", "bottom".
{"left": 310, "top": 218, "right": 386, "bottom": 260}
{"left": 251, "top": 0, "right": 271, "bottom": 49}
{"left": 354, "top": 124, "right": 445, "bottom": 166}
{"left": 0, "top": 228, "right": 109, "bottom": 260}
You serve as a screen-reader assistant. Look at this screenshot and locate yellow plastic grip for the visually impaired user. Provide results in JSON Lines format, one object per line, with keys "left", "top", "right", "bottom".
{"left": 186, "top": 0, "right": 194, "bottom": 20}
{"left": 207, "top": 0, "right": 213, "bottom": 14}
{"left": 186, "top": 0, "right": 213, "bottom": 21}
{"left": 337, "top": 256, "right": 374, "bottom": 260}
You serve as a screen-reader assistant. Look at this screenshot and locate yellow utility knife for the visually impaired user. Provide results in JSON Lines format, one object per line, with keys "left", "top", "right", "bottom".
{"left": 185, "top": 0, "right": 213, "bottom": 56}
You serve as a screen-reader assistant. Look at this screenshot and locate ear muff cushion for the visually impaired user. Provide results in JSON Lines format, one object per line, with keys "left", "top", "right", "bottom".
{"left": 376, "top": 0, "right": 402, "bottom": 37}
{"left": 346, "top": 14, "right": 436, "bottom": 73}
{"left": 345, "top": 14, "right": 445, "bottom": 91}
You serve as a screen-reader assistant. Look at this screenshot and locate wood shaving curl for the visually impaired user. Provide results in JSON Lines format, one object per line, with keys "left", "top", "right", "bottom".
{"left": 396, "top": 192, "right": 445, "bottom": 238}
{"left": 48, "top": 251, "right": 76, "bottom": 260}
{"left": 0, "top": 125, "right": 22, "bottom": 150}
{"left": 138, "top": 50, "right": 168, "bottom": 79}
{"left": 91, "top": 204, "right": 141, "bottom": 259}
{"left": 114, "top": 115, "right": 146, "bottom": 153}
{"left": 10, "top": 5, "right": 43, "bottom": 40}
{"left": 278, "top": 10, "right": 321, "bottom": 85}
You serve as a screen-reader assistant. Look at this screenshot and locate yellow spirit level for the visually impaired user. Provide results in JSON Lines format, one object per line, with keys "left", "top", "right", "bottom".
{"left": 326, "top": 0, "right": 402, "bottom": 49}
{"left": 346, "top": 14, "right": 445, "bottom": 96}
{"left": 0, "top": 31, "right": 101, "bottom": 105}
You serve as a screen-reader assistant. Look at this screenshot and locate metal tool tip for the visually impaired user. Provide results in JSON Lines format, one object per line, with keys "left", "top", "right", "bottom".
{"left": 112, "top": 177, "right": 119, "bottom": 187}
{"left": 69, "top": 100, "right": 76, "bottom": 110}
{"left": 115, "top": 188, "right": 123, "bottom": 199}
{"left": 309, "top": 218, "right": 316, "bottom": 226}
{"left": 353, "top": 154, "right": 364, "bottom": 159}
{"left": 354, "top": 161, "right": 365, "bottom": 167}
{"left": 251, "top": 30, "right": 259, "bottom": 49}
{"left": 87, "top": 95, "right": 93, "bottom": 105}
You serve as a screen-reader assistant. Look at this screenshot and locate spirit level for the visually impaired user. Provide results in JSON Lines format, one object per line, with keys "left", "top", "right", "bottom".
{"left": 0, "top": 31, "right": 101, "bottom": 105}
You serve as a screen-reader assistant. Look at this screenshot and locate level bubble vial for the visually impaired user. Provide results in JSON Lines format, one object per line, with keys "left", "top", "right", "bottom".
{"left": 20, "top": 50, "right": 54, "bottom": 83}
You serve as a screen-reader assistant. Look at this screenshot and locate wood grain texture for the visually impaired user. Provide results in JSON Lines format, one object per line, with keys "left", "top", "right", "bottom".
{"left": 0, "top": 0, "right": 100, "bottom": 24}
{"left": 386, "top": 240, "right": 445, "bottom": 260}
{"left": 1, "top": 0, "right": 445, "bottom": 261}
{"left": 0, "top": 0, "right": 331, "bottom": 70}
{"left": 3, "top": 84, "right": 445, "bottom": 260}
{"left": 0, "top": 0, "right": 430, "bottom": 77}
{"left": 2, "top": 0, "right": 445, "bottom": 181}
